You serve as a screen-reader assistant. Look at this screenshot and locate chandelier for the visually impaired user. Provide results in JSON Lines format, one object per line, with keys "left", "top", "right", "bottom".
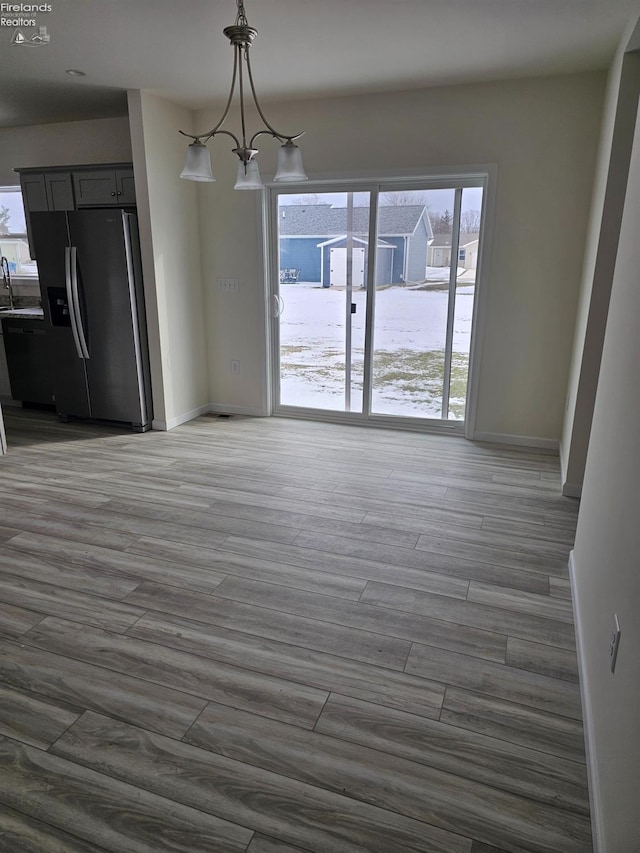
{"left": 179, "top": 0, "right": 308, "bottom": 189}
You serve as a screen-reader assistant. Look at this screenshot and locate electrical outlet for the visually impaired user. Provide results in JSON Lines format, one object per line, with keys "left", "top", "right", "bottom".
{"left": 231, "top": 360, "right": 240, "bottom": 374}
{"left": 217, "top": 277, "right": 239, "bottom": 292}
{"left": 609, "top": 614, "right": 621, "bottom": 673}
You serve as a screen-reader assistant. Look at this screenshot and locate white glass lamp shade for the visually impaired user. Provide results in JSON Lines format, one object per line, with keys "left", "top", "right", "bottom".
{"left": 180, "top": 141, "right": 215, "bottom": 182}
{"left": 234, "top": 158, "right": 263, "bottom": 190}
{"left": 274, "top": 141, "right": 308, "bottom": 182}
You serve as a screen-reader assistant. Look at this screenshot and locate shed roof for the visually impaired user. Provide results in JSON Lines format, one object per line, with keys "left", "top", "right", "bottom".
{"left": 429, "top": 232, "right": 480, "bottom": 248}
{"left": 278, "top": 204, "right": 431, "bottom": 238}
{"left": 316, "top": 235, "right": 395, "bottom": 249}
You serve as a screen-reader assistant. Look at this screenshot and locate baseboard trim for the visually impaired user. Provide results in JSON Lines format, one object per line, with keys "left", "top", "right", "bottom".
{"left": 155, "top": 415, "right": 559, "bottom": 446}
{"left": 562, "top": 482, "right": 583, "bottom": 498}
{"left": 153, "top": 402, "right": 268, "bottom": 430}
{"left": 152, "top": 403, "right": 211, "bottom": 431}
{"left": 569, "top": 550, "right": 604, "bottom": 853}
{"left": 559, "top": 442, "right": 583, "bottom": 497}
{"left": 471, "top": 431, "right": 559, "bottom": 452}
{"left": 206, "top": 402, "right": 268, "bottom": 418}
{"left": 559, "top": 439, "right": 569, "bottom": 483}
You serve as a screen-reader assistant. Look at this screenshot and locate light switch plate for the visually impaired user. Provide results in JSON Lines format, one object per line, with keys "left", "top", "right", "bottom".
{"left": 217, "top": 277, "right": 239, "bottom": 292}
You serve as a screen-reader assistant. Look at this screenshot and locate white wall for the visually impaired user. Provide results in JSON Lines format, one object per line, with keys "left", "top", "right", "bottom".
{"left": 561, "top": 37, "right": 640, "bottom": 495}
{"left": 0, "top": 115, "right": 134, "bottom": 298}
{"left": 0, "top": 115, "right": 132, "bottom": 185}
{"left": 196, "top": 72, "right": 604, "bottom": 440}
{"left": 127, "top": 91, "right": 208, "bottom": 429}
{"left": 571, "top": 95, "right": 640, "bottom": 853}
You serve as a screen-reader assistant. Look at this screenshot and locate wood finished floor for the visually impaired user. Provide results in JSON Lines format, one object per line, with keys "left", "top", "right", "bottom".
{"left": 0, "top": 407, "right": 589, "bottom": 853}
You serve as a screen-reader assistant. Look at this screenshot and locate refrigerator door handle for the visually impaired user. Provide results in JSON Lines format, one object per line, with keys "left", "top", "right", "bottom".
{"left": 70, "top": 245, "right": 90, "bottom": 359}
{"left": 65, "top": 246, "right": 85, "bottom": 360}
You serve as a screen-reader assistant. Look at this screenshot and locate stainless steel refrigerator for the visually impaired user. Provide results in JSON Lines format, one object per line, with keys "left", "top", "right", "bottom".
{"left": 31, "top": 209, "right": 153, "bottom": 431}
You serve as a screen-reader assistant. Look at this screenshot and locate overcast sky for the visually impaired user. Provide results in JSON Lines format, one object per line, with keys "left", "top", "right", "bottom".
{"left": 0, "top": 190, "right": 27, "bottom": 233}
{"left": 278, "top": 187, "right": 484, "bottom": 215}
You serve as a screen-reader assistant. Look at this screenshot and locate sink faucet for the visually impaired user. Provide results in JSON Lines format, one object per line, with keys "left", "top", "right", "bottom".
{"left": 1, "top": 256, "right": 14, "bottom": 309}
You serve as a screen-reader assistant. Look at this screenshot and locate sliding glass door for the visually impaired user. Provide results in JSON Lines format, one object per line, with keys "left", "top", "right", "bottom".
{"left": 270, "top": 178, "right": 485, "bottom": 427}
{"left": 275, "top": 190, "right": 370, "bottom": 412}
{"left": 371, "top": 186, "right": 481, "bottom": 420}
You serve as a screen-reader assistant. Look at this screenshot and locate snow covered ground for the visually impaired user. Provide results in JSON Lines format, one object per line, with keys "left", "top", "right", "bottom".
{"left": 277, "top": 283, "right": 475, "bottom": 417}
{"left": 422, "top": 266, "right": 474, "bottom": 283}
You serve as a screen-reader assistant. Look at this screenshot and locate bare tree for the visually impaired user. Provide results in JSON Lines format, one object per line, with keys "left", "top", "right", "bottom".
{"left": 431, "top": 209, "right": 453, "bottom": 234}
{"left": 380, "top": 190, "right": 429, "bottom": 207}
{"left": 0, "top": 206, "right": 10, "bottom": 235}
{"left": 286, "top": 193, "right": 322, "bottom": 206}
{"left": 461, "top": 209, "right": 481, "bottom": 233}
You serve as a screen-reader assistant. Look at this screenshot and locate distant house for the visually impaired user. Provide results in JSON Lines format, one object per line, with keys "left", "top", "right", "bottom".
{"left": 278, "top": 204, "right": 434, "bottom": 286}
{"left": 427, "top": 232, "right": 480, "bottom": 270}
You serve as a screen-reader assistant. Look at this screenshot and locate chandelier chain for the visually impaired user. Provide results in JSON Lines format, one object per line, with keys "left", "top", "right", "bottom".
{"left": 235, "top": 0, "right": 249, "bottom": 27}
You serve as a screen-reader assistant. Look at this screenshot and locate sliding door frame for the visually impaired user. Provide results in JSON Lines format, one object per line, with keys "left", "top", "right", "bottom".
{"left": 263, "top": 166, "right": 496, "bottom": 440}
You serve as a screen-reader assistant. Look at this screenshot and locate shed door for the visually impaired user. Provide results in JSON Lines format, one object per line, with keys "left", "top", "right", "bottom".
{"left": 330, "top": 247, "right": 365, "bottom": 287}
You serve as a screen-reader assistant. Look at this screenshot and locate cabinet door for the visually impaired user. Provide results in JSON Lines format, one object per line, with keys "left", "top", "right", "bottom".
{"left": 45, "top": 173, "right": 74, "bottom": 210}
{"left": 73, "top": 170, "right": 118, "bottom": 206}
{"left": 116, "top": 169, "right": 136, "bottom": 204}
{"left": 20, "top": 173, "right": 48, "bottom": 258}
{"left": 0, "top": 329, "right": 11, "bottom": 398}
{"left": 20, "top": 173, "right": 48, "bottom": 212}
{"left": 2, "top": 321, "right": 55, "bottom": 405}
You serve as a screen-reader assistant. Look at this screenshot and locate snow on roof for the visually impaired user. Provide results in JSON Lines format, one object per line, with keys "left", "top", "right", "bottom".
{"left": 316, "top": 235, "right": 395, "bottom": 248}
{"left": 278, "top": 204, "right": 431, "bottom": 237}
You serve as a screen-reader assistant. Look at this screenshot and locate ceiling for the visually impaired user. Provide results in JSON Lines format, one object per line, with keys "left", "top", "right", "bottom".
{"left": 1, "top": 0, "right": 639, "bottom": 129}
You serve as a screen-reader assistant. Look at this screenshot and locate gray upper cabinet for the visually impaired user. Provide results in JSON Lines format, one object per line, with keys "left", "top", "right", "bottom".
{"left": 45, "top": 173, "right": 75, "bottom": 210}
{"left": 20, "top": 173, "right": 49, "bottom": 213}
{"left": 73, "top": 168, "right": 136, "bottom": 206}
{"left": 116, "top": 169, "right": 136, "bottom": 204}
{"left": 17, "top": 164, "right": 135, "bottom": 257}
{"left": 19, "top": 172, "right": 74, "bottom": 257}
{"left": 20, "top": 172, "right": 74, "bottom": 211}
